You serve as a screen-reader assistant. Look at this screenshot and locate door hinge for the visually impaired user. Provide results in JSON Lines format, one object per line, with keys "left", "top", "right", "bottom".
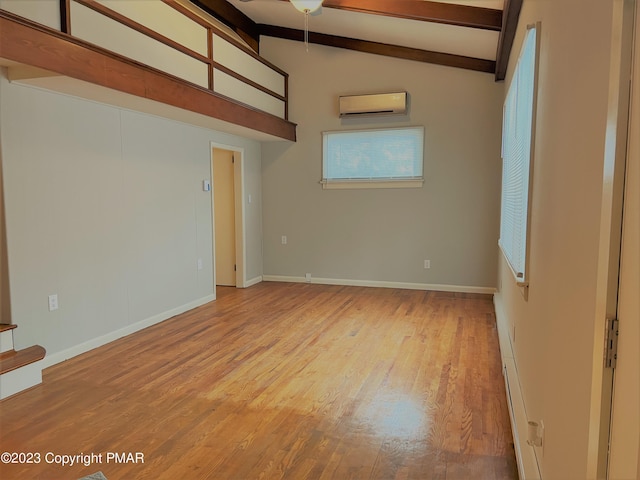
{"left": 232, "top": 155, "right": 235, "bottom": 164}
{"left": 234, "top": 264, "right": 237, "bottom": 272}
{"left": 604, "top": 318, "right": 619, "bottom": 368}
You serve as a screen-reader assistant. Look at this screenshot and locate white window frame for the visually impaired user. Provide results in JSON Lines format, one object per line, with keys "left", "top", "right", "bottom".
{"left": 321, "top": 126, "right": 425, "bottom": 190}
{"left": 499, "top": 23, "right": 540, "bottom": 287}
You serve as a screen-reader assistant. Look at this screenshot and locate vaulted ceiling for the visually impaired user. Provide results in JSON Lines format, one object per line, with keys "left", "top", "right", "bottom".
{"left": 190, "top": 0, "right": 522, "bottom": 81}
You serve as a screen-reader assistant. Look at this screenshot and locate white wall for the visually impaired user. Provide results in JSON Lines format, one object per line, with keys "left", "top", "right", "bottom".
{"left": 70, "top": 1, "right": 209, "bottom": 89}
{"left": 242, "top": 142, "right": 263, "bottom": 284}
{"left": 0, "top": 70, "right": 263, "bottom": 359}
{"left": 0, "top": 0, "right": 60, "bottom": 30}
{"left": 494, "top": 0, "right": 616, "bottom": 478}
{"left": 260, "top": 37, "right": 504, "bottom": 290}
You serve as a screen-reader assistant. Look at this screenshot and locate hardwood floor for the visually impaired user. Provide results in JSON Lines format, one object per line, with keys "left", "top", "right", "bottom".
{"left": 0, "top": 283, "right": 517, "bottom": 479}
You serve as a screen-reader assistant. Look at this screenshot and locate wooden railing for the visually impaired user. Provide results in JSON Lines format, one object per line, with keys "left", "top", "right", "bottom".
{"left": 63, "top": 0, "right": 289, "bottom": 120}
{"left": 0, "top": 0, "right": 293, "bottom": 138}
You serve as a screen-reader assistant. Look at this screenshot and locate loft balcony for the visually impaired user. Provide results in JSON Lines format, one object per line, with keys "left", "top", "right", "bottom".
{"left": 0, "top": 0, "right": 296, "bottom": 142}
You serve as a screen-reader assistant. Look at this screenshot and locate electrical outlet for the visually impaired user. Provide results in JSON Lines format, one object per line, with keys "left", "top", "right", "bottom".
{"left": 305, "top": 273, "right": 311, "bottom": 283}
{"left": 281, "top": 235, "right": 287, "bottom": 245}
{"left": 424, "top": 259, "right": 431, "bottom": 269}
{"left": 48, "top": 294, "right": 58, "bottom": 312}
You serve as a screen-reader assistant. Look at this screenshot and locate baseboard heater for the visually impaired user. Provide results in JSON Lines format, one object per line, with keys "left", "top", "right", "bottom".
{"left": 503, "top": 359, "right": 542, "bottom": 479}
{"left": 495, "top": 297, "right": 542, "bottom": 479}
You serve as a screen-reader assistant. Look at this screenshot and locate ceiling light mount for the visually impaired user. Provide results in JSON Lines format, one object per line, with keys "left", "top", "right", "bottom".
{"left": 290, "top": 0, "right": 323, "bottom": 14}
{"left": 290, "top": 0, "right": 323, "bottom": 51}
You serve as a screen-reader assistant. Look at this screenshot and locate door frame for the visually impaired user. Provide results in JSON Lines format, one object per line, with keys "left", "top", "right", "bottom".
{"left": 608, "top": 0, "right": 640, "bottom": 477}
{"left": 588, "top": 0, "right": 636, "bottom": 478}
{"left": 210, "top": 142, "right": 246, "bottom": 291}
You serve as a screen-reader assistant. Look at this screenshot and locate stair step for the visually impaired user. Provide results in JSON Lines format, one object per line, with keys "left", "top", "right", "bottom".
{"left": 0, "top": 345, "right": 46, "bottom": 376}
{"left": 0, "top": 323, "right": 17, "bottom": 333}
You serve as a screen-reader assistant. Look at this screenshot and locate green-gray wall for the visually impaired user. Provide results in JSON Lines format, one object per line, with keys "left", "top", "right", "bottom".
{"left": 260, "top": 37, "right": 504, "bottom": 290}
{"left": 0, "top": 70, "right": 263, "bottom": 361}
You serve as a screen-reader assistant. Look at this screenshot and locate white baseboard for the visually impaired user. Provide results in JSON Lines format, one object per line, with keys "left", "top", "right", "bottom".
{"left": 494, "top": 294, "right": 542, "bottom": 480}
{"left": 0, "top": 359, "right": 43, "bottom": 400}
{"left": 243, "top": 275, "right": 263, "bottom": 288}
{"left": 262, "top": 275, "right": 496, "bottom": 295}
{"left": 42, "top": 294, "right": 215, "bottom": 370}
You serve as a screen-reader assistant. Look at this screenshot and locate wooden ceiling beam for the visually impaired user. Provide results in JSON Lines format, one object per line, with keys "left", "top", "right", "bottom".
{"left": 281, "top": 0, "right": 502, "bottom": 31}
{"left": 494, "top": 0, "right": 523, "bottom": 81}
{"left": 259, "top": 24, "right": 496, "bottom": 74}
{"left": 189, "top": 0, "right": 260, "bottom": 52}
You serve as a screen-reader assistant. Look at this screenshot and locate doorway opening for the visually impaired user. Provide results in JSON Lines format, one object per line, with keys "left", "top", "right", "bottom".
{"left": 211, "top": 144, "right": 245, "bottom": 291}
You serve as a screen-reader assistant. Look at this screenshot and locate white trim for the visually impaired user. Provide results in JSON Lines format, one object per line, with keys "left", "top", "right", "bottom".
{"left": 320, "top": 179, "right": 424, "bottom": 190}
{"left": 589, "top": 1, "right": 637, "bottom": 477}
{"left": 494, "top": 294, "right": 542, "bottom": 480}
{"left": 0, "top": 360, "right": 43, "bottom": 400}
{"left": 262, "top": 275, "right": 496, "bottom": 294}
{"left": 243, "top": 275, "right": 263, "bottom": 288}
{"left": 41, "top": 294, "right": 215, "bottom": 369}
{"left": 0, "top": 329, "right": 14, "bottom": 354}
{"left": 499, "top": 243, "right": 530, "bottom": 288}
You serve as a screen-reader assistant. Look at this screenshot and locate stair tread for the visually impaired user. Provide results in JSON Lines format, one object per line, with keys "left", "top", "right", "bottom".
{"left": 0, "top": 323, "right": 17, "bottom": 334}
{"left": 0, "top": 345, "right": 46, "bottom": 375}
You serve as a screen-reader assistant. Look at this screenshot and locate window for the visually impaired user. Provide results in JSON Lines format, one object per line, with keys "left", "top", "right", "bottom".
{"left": 499, "top": 24, "right": 539, "bottom": 286}
{"left": 321, "top": 126, "right": 424, "bottom": 189}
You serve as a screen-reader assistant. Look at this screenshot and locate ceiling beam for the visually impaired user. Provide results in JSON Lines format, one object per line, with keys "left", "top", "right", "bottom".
{"left": 494, "top": 0, "right": 523, "bottom": 81}
{"left": 281, "top": 0, "right": 502, "bottom": 31}
{"left": 259, "top": 25, "right": 496, "bottom": 74}
{"left": 189, "top": 0, "right": 260, "bottom": 52}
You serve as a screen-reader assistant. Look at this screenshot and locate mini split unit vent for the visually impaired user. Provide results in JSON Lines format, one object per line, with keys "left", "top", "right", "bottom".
{"left": 339, "top": 92, "right": 408, "bottom": 118}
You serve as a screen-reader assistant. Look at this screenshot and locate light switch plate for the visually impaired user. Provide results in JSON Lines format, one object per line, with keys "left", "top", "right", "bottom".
{"left": 48, "top": 294, "right": 58, "bottom": 311}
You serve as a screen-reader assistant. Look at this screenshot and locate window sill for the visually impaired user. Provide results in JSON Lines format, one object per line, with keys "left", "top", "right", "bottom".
{"left": 320, "top": 179, "right": 424, "bottom": 190}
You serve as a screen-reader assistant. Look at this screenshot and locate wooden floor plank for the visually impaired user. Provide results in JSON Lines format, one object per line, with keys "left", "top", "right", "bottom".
{"left": 0, "top": 283, "right": 517, "bottom": 479}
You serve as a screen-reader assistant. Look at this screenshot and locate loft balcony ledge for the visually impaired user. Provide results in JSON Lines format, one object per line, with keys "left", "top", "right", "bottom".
{"left": 0, "top": 11, "right": 297, "bottom": 142}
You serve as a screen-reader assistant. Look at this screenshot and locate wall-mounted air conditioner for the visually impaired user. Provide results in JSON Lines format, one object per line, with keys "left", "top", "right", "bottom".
{"left": 339, "top": 92, "right": 408, "bottom": 118}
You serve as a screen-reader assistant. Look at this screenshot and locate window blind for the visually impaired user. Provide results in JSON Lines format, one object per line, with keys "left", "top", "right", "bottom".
{"left": 499, "top": 25, "right": 538, "bottom": 284}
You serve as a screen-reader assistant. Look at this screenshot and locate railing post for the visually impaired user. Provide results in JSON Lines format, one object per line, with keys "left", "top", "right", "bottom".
{"left": 207, "top": 27, "right": 214, "bottom": 92}
{"left": 284, "top": 74, "right": 289, "bottom": 121}
{"left": 60, "top": 0, "right": 71, "bottom": 34}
